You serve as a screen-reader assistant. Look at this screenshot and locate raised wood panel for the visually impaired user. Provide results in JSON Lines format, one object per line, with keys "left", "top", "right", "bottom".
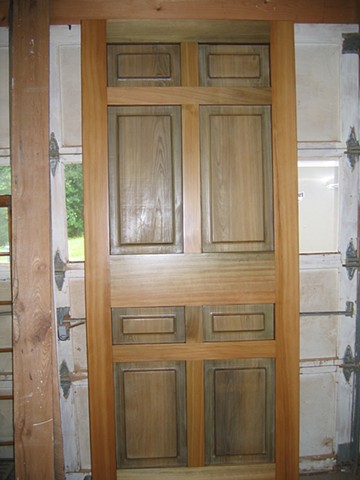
{"left": 114, "top": 362, "right": 187, "bottom": 468}
{"left": 201, "top": 105, "right": 273, "bottom": 252}
{"left": 199, "top": 45, "right": 270, "bottom": 87}
{"left": 203, "top": 304, "right": 274, "bottom": 342}
{"left": 107, "top": 44, "right": 180, "bottom": 87}
{"left": 112, "top": 306, "right": 185, "bottom": 344}
{"left": 107, "top": 86, "right": 272, "bottom": 106}
{"left": 108, "top": 106, "right": 183, "bottom": 254}
{"left": 110, "top": 253, "right": 276, "bottom": 307}
{"left": 205, "top": 359, "right": 275, "bottom": 465}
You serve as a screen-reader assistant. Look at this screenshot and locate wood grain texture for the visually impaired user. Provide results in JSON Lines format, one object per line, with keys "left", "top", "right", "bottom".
{"left": 200, "top": 105, "right": 273, "bottom": 252}
{"left": 51, "top": 1, "right": 360, "bottom": 24}
{"left": 270, "top": 21, "right": 300, "bottom": 480}
{"left": 112, "top": 341, "right": 276, "bottom": 362}
{"left": 107, "top": 20, "right": 270, "bottom": 43}
{"left": 108, "top": 105, "right": 183, "bottom": 254}
{"left": 10, "top": 1, "right": 56, "bottom": 478}
{"left": 81, "top": 20, "right": 116, "bottom": 480}
{"left": 2, "top": 1, "right": 360, "bottom": 26}
{"left": 108, "top": 86, "right": 272, "bottom": 106}
{"left": 117, "top": 464, "right": 275, "bottom": 479}
{"left": 182, "top": 104, "right": 201, "bottom": 253}
{"left": 110, "top": 253, "right": 276, "bottom": 307}
{"left": 114, "top": 362, "right": 187, "bottom": 468}
{"left": 205, "top": 359, "right": 275, "bottom": 464}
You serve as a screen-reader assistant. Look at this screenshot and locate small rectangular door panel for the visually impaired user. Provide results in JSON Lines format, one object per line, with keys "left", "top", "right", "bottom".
{"left": 205, "top": 359, "right": 275, "bottom": 465}
{"left": 203, "top": 304, "right": 274, "bottom": 341}
{"left": 199, "top": 44, "right": 270, "bottom": 87}
{"left": 112, "top": 306, "right": 185, "bottom": 344}
{"left": 107, "top": 44, "right": 181, "bottom": 87}
{"left": 108, "top": 105, "right": 183, "bottom": 254}
{"left": 200, "top": 105, "right": 273, "bottom": 252}
{"left": 114, "top": 361, "right": 187, "bottom": 468}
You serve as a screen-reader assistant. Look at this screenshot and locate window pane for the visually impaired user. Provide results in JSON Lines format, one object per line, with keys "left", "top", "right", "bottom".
{"left": 0, "top": 207, "right": 9, "bottom": 260}
{"left": 65, "top": 163, "right": 84, "bottom": 261}
{"left": 0, "top": 166, "right": 11, "bottom": 195}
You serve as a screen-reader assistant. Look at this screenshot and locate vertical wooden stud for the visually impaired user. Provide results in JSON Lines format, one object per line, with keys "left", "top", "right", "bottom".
{"left": 82, "top": 20, "right": 117, "bottom": 479}
{"left": 270, "top": 21, "right": 300, "bottom": 480}
{"left": 10, "top": 0, "right": 57, "bottom": 478}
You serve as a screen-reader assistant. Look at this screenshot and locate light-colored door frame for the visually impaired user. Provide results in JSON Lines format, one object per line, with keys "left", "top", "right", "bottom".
{"left": 81, "top": 19, "right": 299, "bottom": 480}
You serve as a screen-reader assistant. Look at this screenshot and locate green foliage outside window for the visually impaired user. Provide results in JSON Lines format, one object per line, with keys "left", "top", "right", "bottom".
{"left": 65, "top": 163, "right": 85, "bottom": 261}
{"left": 0, "top": 166, "right": 11, "bottom": 258}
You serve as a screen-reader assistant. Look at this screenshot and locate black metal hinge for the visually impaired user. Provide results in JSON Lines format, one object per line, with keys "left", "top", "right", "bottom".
{"left": 341, "top": 345, "right": 360, "bottom": 382}
{"left": 345, "top": 127, "right": 360, "bottom": 170}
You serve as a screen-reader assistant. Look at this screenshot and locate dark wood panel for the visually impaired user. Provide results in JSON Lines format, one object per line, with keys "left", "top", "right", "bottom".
{"left": 108, "top": 106, "right": 183, "bottom": 254}
{"left": 112, "top": 306, "right": 185, "bottom": 344}
{"left": 201, "top": 105, "right": 273, "bottom": 252}
{"left": 114, "top": 362, "right": 187, "bottom": 468}
{"left": 205, "top": 359, "right": 275, "bottom": 465}
{"left": 199, "top": 45, "right": 270, "bottom": 87}
{"left": 107, "top": 44, "right": 180, "bottom": 87}
{"left": 203, "top": 304, "right": 274, "bottom": 341}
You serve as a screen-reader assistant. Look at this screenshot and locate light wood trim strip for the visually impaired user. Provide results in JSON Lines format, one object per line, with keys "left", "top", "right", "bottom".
{"left": 112, "top": 341, "right": 276, "bottom": 362}
{"left": 186, "top": 360, "right": 205, "bottom": 467}
{"left": 271, "top": 21, "right": 300, "bottom": 480}
{"left": 110, "top": 253, "right": 276, "bottom": 307}
{"left": 107, "top": 86, "right": 272, "bottom": 106}
{"left": 182, "top": 105, "right": 202, "bottom": 253}
{"left": 117, "top": 463, "right": 275, "bottom": 479}
{"left": 10, "top": 2, "right": 56, "bottom": 478}
{"left": 81, "top": 20, "right": 116, "bottom": 480}
{"left": 181, "top": 43, "right": 202, "bottom": 253}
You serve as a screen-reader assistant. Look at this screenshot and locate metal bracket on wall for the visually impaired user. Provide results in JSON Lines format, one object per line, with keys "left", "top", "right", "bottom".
{"left": 344, "top": 239, "right": 360, "bottom": 280}
{"left": 300, "top": 301, "right": 354, "bottom": 318}
{"left": 341, "top": 345, "right": 360, "bottom": 382}
{"left": 344, "top": 127, "right": 360, "bottom": 170}
{"left": 57, "top": 306, "right": 85, "bottom": 341}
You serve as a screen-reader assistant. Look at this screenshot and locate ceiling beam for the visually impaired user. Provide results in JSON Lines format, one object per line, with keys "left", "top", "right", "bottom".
{"left": 1, "top": 0, "right": 360, "bottom": 26}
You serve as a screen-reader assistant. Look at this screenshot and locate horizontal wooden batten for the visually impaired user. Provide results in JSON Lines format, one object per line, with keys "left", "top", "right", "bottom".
{"left": 112, "top": 340, "right": 276, "bottom": 362}
{"left": 117, "top": 463, "right": 275, "bottom": 479}
{"left": 107, "top": 20, "right": 270, "bottom": 43}
{"left": 107, "top": 87, "right": 272, "bottom": 106}
{"left": 110, "top": 253, "right": 275, "bottom": 307}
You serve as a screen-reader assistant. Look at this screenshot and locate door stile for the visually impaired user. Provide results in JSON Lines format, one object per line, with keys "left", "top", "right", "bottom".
{"left": 82, "top": 19, "right": 117, "bottom": 480}
{"left": 270, "top": 22, "right": 300, "bottom": 479}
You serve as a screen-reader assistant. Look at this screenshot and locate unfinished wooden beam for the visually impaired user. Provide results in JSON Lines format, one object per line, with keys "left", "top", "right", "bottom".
{"left": 1, "top": 0, "right": 360, "bottom": 26}
{"left": 10, "top": 0, "right": 57, "bottom": 478}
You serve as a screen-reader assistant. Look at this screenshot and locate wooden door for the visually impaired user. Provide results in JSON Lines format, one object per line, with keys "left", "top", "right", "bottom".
{"left": 82, "top": 20, "right": 299, "bottom": 480}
